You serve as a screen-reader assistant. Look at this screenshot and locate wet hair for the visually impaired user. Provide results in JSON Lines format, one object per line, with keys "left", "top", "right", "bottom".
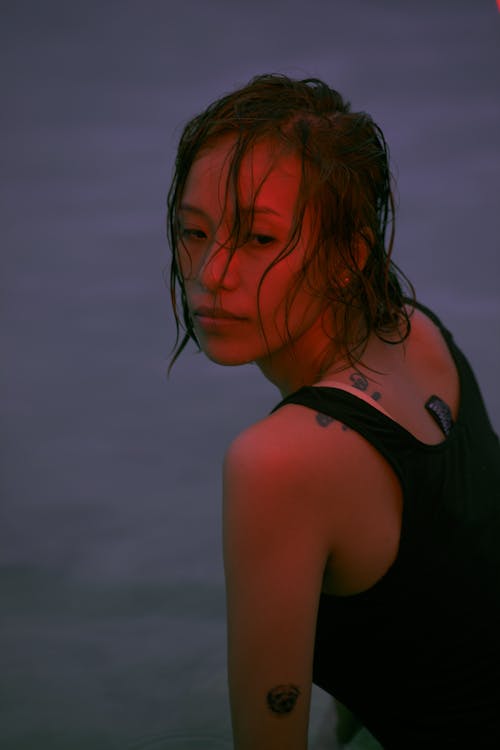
{"left": 165, "top": 73, "right": 415, "bottom": 378}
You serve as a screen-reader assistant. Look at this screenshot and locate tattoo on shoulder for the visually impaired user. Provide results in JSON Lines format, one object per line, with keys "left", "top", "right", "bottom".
{"left": 315, "top": 413, "right": 349, "bottom": 431}
{"left": 350, "top": 371, "right": 369, "bottom": 391}
{"left": 350, "top": 372, "right": 382, "bottom": 402}
{"left": 314, "top": 373, "right": 383, "bottom": 431}
{"left": 266, "top": 684, "right": 301, "bottom": 715}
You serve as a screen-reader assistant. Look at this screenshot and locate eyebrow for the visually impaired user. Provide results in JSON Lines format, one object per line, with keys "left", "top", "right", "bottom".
{"left": 179, "top": 203, "right": 282, "bottom": 218}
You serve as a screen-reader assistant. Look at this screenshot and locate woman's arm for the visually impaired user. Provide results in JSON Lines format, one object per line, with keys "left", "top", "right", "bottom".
{"left": 222, "top": 423, "right": 332, "bottom": 750}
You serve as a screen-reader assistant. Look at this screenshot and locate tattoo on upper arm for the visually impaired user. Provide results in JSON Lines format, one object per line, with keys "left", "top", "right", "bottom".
{"left": 266, "top": 684, "right": 301, "bottom": 715}
{"left": 315, "top": 413, "right": 349, "bottom": 431}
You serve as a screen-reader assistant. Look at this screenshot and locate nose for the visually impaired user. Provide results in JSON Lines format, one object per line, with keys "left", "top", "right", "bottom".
{"left": 199, "top": 240, "right": 238, "bottom": 291}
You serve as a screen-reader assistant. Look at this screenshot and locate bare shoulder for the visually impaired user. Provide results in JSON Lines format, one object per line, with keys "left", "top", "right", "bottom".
{"left": 225, "top": 401, "right": 350, "bottom": 474}
{"left": 222, "top": 403, "right": 350, "bottom": 544}
{"left": 224, "top": 398, "right": 396, "bottom": 509}
{"left": 406, "top": 303, "right": 457, "bottom": 373}
{"left": 224, "top": 400, "right": 403, "bottom": 596}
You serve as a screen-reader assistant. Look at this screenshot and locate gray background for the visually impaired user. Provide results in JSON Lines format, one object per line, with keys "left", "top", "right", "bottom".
{"left": 2, "top": 1, "right": 499, "bottom": 748}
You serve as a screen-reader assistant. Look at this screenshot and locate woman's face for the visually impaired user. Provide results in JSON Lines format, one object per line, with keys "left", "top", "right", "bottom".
{"left": 177, "top": 136, "right": 334, "bottom": 392}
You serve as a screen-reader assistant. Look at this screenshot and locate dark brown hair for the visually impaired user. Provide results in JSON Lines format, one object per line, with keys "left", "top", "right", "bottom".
{"left": 165, "top": 73, "right": 415, "bottom": 378}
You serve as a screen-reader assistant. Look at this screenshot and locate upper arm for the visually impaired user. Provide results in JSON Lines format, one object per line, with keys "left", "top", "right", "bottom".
{"left": 222, "top": 424, "right": 332, "bottom": 750}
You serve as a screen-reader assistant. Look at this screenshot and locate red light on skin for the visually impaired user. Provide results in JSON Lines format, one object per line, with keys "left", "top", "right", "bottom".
{"left": 195, "top": 314, "right": 245, "bottom": 331}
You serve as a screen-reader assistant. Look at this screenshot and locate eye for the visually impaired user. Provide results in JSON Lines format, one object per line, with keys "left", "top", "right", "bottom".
{"left": 180, "top": 228, "right": 207, "bottom": 241}
{"left": 251, "top": 234, "right": 275, "bottom": 247}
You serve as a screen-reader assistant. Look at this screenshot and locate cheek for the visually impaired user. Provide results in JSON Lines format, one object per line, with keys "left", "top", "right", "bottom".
{"left": 177, "top": 242, "right": 196, "bottom": 280}
{"left": 258, "top": 263, "right": 322, "bottom": 331}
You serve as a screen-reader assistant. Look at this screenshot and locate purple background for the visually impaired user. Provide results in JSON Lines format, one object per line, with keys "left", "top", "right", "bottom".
{"left": 2, "top": 1, "right": 499, "bottom": 748}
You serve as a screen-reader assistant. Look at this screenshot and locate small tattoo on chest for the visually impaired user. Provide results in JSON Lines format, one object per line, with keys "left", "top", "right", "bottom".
{"left": 266, "top": 684, "right": 301, "bottom": 715}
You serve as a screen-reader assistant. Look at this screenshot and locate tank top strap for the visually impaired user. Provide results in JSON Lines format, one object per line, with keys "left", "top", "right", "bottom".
{"left": 269, "top": 385, "right": 417, "bottom": 459}
{"left": 406, "top": 298, "right": 485, "bottom": 427}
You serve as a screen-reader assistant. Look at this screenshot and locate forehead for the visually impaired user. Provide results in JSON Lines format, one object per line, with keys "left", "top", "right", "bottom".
{"left": 182, "top": 136, "right": 302, "bottom": 214}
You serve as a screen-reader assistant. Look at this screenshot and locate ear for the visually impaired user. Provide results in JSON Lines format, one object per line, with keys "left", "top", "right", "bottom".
{"left": 339, "top": 229, "right": 372, "bottom": 287}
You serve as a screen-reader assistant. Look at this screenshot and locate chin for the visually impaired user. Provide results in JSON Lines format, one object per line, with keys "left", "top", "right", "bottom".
{"left": 202, "top": 348, "right": 254, "bottom": 368}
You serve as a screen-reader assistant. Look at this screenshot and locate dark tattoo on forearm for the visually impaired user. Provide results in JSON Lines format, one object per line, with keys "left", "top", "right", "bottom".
{"left": 266, "top": 684, "right": 301, "bottom": 715}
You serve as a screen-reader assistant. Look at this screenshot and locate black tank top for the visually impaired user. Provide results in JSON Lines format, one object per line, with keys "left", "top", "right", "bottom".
{"left": 269, "top": 301, "right": 500, "bottom": 748}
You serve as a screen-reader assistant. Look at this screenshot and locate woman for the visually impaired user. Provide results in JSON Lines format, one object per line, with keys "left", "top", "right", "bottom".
{"left": 166, "top": 74, "right": 500, "bottom": 749}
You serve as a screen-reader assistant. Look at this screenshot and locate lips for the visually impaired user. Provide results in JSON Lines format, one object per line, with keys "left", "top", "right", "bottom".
{"left": 194, "top": 305, "right": 245, "bottom": 319}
